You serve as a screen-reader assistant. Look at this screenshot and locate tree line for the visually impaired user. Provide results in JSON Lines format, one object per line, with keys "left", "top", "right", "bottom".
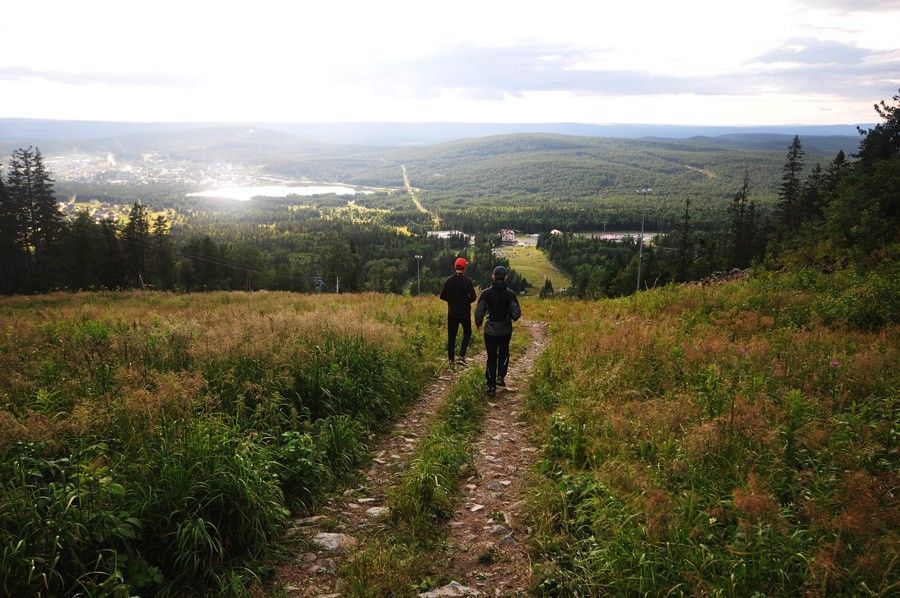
{"left": 539, "top": 90, "right": 899, "bottom": 298}
{"left": 0, "top": 148, "right": 530, "bottom": 295}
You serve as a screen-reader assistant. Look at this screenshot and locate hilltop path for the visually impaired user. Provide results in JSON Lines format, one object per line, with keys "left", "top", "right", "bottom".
{"left": 269, "top": 320, "right": 548, "bottom": 596}
{"left": 402, "top": 164, "right": 441, "bottom": 228}
{"left": 271, "top": 352, "right": 488, "bottom": 595}
{"left": 436, "top": 320, "right": 548, "bottom": 595}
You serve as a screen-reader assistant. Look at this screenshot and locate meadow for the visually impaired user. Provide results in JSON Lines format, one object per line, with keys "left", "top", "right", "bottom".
{"left": 494, "top": 244, "right": 572, "bottom": 294}
{"left": 524, "top": 266, "right": 898, "bottom": 595}
{"left": 0, "top": 291, "right": 447, "bottom": 595}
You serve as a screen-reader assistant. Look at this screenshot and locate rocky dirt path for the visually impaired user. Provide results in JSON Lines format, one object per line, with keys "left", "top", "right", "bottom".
{"left": 272, "top": 353, "right": 486, "bottom": 596}
{"left": 270, "top": 320, "right": 548, "bottom": 597}
{"left": 430, "top": 320, "right": 548, "bottom": 597}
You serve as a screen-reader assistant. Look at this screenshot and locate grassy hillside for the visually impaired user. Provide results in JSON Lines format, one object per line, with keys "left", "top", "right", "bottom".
{"left": 0, "top": 292, "right": 449, "bottom": 595}
{"left": 524, "top": 267, "right": 898, "bottom": 595}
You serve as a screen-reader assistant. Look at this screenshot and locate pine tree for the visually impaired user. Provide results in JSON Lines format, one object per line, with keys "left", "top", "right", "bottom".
{"left": 855, "top": 88, "right": 900, "bottom": 165}
{"left": 122, "top": 202, "right": 150, "bottom": 287}
{"left": 776, "top": 136, "right": 805, "bottom": 235}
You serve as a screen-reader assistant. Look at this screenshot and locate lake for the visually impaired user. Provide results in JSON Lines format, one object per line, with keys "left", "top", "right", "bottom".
{"left": 186, "top": 184, "right": 368, "bottom": 202}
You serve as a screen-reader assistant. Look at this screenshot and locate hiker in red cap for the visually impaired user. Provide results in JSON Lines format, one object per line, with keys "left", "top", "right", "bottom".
{"left": 439, "top": 257, "right": 477, "bottom": 368}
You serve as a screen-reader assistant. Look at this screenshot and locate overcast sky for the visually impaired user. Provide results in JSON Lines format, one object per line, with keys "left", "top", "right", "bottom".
{"left": 1, "top": 0, "right": 898, "bottom": 124}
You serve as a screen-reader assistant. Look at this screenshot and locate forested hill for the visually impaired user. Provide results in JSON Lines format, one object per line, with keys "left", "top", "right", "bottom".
{"left": 0, "top": 118, "right": 866, "bottom": 146}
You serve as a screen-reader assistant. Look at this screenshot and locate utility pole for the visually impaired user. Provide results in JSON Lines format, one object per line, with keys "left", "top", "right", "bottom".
{"left": 336, "top": 275, "right": 340, "bottom": 294}
{"left": 633, "top": 187, "right": 653, "bottom": 294}
{"left": 414, "top": 254, "right": 423, "bottom": 295}
{"left": 635, "top": 199, "right": 646, "bottom": 294}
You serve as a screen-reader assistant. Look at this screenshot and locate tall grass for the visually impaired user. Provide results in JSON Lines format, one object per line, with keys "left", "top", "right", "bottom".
{"left": 524, "top": 266, "right": 899, "bottom": 595}
{"left": 0, "top": 291, "right": 445, "bottom": 595}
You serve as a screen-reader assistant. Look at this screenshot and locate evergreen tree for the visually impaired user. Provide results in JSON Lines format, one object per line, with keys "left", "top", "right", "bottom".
{"left": 776, "top": 135, "right": 804, "bottom": 235}
{"left": 98, "top": 218, "right": 126, "bottom": 289}
{"left": 539, "top": 278, "right": 555, "bottom": 298}
{"left": 4, "top": 147, "right": 64, "bottom": 290}
{"left": 0, "top": 172, "right": 26, "bottom": 293}
{"left": 30, "top": 149, "right": 63, "bottom": 250}
{"left": 824, "top": 150, "right": 849, "bottom": 196}
{"left": 149, "top": 215, "right": 175, "bottom": 290}
{"left": 676, "top": 196, "right": 693, "bottom": 282}
{"left": 728, "top": 171, "right": 757, "bottom": 268}
{"left": 799, "top": 163, "right": 824, "bottom": 223}
{"left": 122, "top": 202, "right": 150, "bottom": 287}
{"left": 61, "top": 212, "right": 105, "bottom": 289}
{"left": 855, "top": 89, "right": 900, "bottom": 166}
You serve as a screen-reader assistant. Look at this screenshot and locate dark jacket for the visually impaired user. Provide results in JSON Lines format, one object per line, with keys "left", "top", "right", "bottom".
{"left": 440, "top": 273, "right": 477, "bottom": 319}
{"left": 475, "top": 281, "right": 521, "bottom": 336}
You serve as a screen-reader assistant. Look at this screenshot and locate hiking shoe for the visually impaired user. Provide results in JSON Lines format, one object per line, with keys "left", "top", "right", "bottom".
{"left": 448, "top": 360, "right": 456, "bottom": 372}
{"left": 457, "top": 356, "right": 468, "bottom": 366}
{"left": 496, "top": 377, "right": 506, "bottom": 388}
{"left": 485, "top": 385, "right": 496, "bottom": 397}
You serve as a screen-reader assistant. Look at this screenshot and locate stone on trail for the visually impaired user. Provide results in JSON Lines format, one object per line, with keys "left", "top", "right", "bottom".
{"left": 365, "top": 506, "right": 390, "bottom": 519}
{"left": 470, "top": 504, "right": 485, "bottom": 512}
{"left": 312, "top": 532, "right": 357, "bottom": 551}
{"left": 418, "top": 581, "right": 482, "bottom": 597}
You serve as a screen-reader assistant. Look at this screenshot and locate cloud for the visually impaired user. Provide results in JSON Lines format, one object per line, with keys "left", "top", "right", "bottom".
{"left": 0, "top": 66, "right": 196, "bottom": 88}
{"left": 754, "top": 38, "right": 868, "bottom": 64}
{"left": 356, "top": 40, "right": 899, "bottom": 100}
{"left": 797, "top": 0, "right": 900, "bottom": 12}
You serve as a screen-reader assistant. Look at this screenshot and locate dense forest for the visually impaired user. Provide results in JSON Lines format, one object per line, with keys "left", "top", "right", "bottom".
{"left": 538, "top": 91, "right": 898, "bottom": 299}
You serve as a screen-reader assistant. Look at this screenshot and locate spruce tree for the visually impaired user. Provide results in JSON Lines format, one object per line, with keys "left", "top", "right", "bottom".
{"left": 776, "top": 135, "right": 804, "bottom": 235}
{"left": 123, "top": 202, "right": 150, "bottom": 287}
{"left": 539, "top": 278, "right": 555, "bottom": 298}
{"left": 824, "top": 150, "right": 848, "bottom": 196}
{"left": 799, "top": 163, "right": 824, "bottom": 223}
{"left": 0, "top": 172, "right": 26, "bottom": 293}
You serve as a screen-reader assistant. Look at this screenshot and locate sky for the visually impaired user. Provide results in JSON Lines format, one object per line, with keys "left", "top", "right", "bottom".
{"left": 1, "top": 0, "right": 898, "bottom": 125}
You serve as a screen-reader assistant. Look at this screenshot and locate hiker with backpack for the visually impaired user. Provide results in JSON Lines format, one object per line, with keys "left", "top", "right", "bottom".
{"left": 475, "top": 265, "right": 521, "bottom": 396}
{"left": 439, "top": 257, "right": 477, "bottom": 369}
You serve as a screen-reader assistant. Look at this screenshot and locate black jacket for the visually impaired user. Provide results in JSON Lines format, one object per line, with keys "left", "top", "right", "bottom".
{"left": 440, "top": 273, "right": 477, "bottom": 319}
{"left": 475, "top": 281, "right": 521, "bottom": 336}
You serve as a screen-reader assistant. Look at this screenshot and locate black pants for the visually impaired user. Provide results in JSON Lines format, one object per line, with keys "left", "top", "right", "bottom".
{"left": 447, "top": 315, "right": 472, "bottom": 362}
{"left": 484, "top": 333, "right": 511, "bottom": 388}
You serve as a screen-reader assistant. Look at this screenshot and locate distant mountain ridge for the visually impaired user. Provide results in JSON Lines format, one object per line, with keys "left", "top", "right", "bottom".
{"left": 0, "top": 118, "right": 868, "bottom": 150}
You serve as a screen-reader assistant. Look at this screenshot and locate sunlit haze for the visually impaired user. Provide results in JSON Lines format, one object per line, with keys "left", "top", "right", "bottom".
{"left": 2, "top": 0, "right": 899, "bottom": 124}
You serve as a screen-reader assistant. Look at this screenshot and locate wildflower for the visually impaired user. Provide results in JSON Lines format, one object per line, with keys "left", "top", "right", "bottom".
{"left": 738, "top": 345, "right": 748, "bottom": 356}
{"left": 829, "top": 358, "right": 839, "bottom": 368}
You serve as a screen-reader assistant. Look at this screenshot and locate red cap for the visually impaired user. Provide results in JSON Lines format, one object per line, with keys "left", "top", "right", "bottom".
{"left": 454, "top": 257, "right": 468, "bottom": 270}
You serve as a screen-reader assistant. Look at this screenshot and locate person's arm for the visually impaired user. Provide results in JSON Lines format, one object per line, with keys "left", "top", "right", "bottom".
{"left": 509, "top": 291, "right": 521, "bottom": 321}
{"left": 439, "top": 277, "right": 448, "bottom": 301}
{"left": 467, "top": 278, "right": 476, "bottom": 303}
{"left": 474, "top": 291, "right": 487, "bottom": 327}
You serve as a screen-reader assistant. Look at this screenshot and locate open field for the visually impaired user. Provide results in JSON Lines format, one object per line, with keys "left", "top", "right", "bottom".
{"left": 493, "top": 244, "right": 572, "bottom": 293}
